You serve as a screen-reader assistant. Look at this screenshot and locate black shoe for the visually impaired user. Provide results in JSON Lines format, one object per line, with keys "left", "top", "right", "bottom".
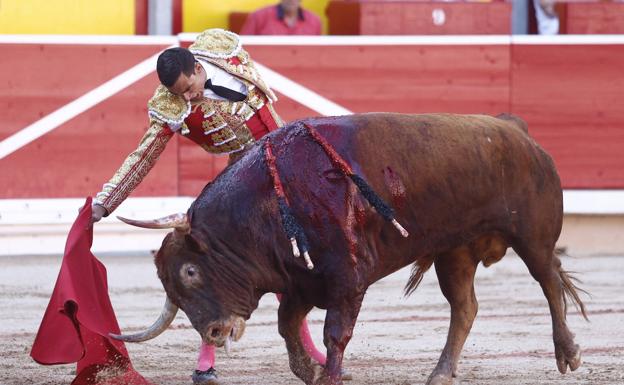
{"left": 192, "top": 367, "right": 220, "bottom": 385}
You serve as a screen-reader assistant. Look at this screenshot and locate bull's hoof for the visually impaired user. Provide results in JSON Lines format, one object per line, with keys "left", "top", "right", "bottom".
{"left": 311, "top": 368, "right": 347, "bottom": 385}
{"left": 192, "top": 368, "right": 220, "bottom": 385}
{"left": 556, "top": 344, "right": 582, "bottom": 374}
{"left": 313, "top": 376, "right": 343, "bottom": 385}
{"left": 426, "top": 373, "right": 453, "bottom": 385}
{"left": 341, "top": 368, "right": 353, "bottom": 381}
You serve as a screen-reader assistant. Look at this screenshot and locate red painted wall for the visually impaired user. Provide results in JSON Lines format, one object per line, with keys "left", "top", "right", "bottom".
{"left": 565, "top": 2, "right": 624, "bottom": 34}
{"left": 0, "top": 43, "right": 176, "bottom": 198}
{"left": 358, "top": 2, "right": 511, "bottom": 35}
{"left": 0, "top": 40, "right": 622, "bottom": 200}
{"left": 246, "top": 44, "right": 510, "bottom": 115}
{"left": 511, "top": 44, "right": 624, "bottom": 188}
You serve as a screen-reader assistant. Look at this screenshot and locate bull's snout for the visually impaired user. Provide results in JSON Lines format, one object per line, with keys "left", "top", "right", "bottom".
{"left": 205, "top": 325, "right": 228, "bottom": 345}
{"left": 203, "top": 316, "right": 246, "bottom": 347}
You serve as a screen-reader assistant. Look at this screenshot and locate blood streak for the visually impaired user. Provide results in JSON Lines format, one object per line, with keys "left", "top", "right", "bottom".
{"left": 383, "top": 166, "right": 407, "bottom": 209}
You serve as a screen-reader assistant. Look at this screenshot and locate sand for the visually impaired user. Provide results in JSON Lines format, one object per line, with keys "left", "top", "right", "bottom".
{"left": 1, "top": 252, "right": 622, "bottom": 385}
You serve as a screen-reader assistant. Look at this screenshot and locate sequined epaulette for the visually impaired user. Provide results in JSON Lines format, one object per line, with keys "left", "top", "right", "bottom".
{"left": 147, "top": 85, "right": 191, "bottom": 129}
{"left": 191, "top": 29, "right": 275, "bottom": 102}
{"left": 190, "top": 29, "right": 244, "bottom": 60}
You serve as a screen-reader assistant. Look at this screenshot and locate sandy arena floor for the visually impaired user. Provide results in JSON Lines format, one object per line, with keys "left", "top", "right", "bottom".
{"left": 1, "top": 252, "right": 622, "bottom": 385}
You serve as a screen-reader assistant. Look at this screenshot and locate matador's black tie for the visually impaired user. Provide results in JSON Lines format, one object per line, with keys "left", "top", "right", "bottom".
{"left": 204, "top": 78, "right": 246, "bottom": 102}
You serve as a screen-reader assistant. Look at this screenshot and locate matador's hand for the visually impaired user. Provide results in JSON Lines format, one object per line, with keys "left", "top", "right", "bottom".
{"left": 91, "top": 204, "right": 107, "bottom": 224}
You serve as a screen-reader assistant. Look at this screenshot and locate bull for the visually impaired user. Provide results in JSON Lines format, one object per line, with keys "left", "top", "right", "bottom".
{"left": 114, "top": 113, "right": 587, "bottom": 385}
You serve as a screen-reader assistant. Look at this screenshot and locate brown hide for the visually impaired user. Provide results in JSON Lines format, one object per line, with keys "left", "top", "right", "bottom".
{"left": 155, "top": 113, "right": 584, "bottom": 385}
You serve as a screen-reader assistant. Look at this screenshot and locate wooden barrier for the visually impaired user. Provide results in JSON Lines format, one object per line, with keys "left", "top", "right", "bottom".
{"left": 245, "top": 44, "right": 510, "bottom": 114}
{"left": 0, "top": 41, "right": 177, "bottom": 198}
{"left": 563, "top": 1, "right": 624, "bottom": 34}
{"left": 1, "top": 36, "right": 623, "bottom": 200}
{"left": 511, "top": 39, "right": 624, "bottom": 188}
{"left": 327, "top": 0, "right": 511, "bottom": 35}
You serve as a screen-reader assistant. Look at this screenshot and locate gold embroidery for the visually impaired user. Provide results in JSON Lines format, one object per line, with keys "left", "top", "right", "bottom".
{"left": 232, "top": 123, "right": 253, "bottom": 145}
{"left": 190, "top": 29, "right": 241, "bottom": 59}
{"left": 204, "top": 113, "right": 227, "bottom": 135}
{"left": 217, "top": 140, "right": 246, "bottom": 153}
{"left": 200, "top": 104, "right": 215, "bottom": 118}
{"left": 191, "top": 31, "right": 277, "bottom": 103}
{"left": 237, "top": 50, "right": 250, "bottom": 65}
{"left": 98, "top": 122, "right": 173, "bottom": 213}
{"left": 199, "top": 143, "right": 216, "bottom": 153}
{"left": 147, "top": 85, "right": 191, "bottom": 126}
{"left": 211, "top": 128, "right": 236, "bottom": 145}
{"left": 246, "top": 87, "right": 267, "bottom": 113}
{"left": 236, "top": 103, "right": 254, "bottom": 120}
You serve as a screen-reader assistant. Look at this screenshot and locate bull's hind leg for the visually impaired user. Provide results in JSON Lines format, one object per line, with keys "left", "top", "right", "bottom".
{"left": 514, "top": 245, "right": 586, "bottom": 374}
{"left": 427, "top": 246, "right": 479, "bottom": 385}
{"left": 278, "top": 298, "right": 324, "bottom": 385}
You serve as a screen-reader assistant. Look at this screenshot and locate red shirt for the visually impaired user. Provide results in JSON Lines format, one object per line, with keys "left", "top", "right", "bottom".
{"left": 240, "top": 5, "right": 322, "bottom": 35}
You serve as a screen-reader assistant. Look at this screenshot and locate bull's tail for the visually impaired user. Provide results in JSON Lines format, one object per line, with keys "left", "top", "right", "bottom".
{"left": 559, "top": 267, "right": 590, "bottom": 321}
{"left": 404, "top": 255, "right": 435, "bottom": 296}
{"left": 556, "top": 248, "right": 589, "bottom": 321}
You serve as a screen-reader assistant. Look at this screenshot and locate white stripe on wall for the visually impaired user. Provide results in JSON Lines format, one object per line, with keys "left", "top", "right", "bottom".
{"left": 0, "top": 48, "right": 175, "bottom": 160}
{"left": 254, "top": 62, "right": 352, "bottom": 117}
{"left": 2, "top": 34, "right": 623, "bottom": 47}
{"left": 0, "top": 35, "right": 178, "bottom": 45}
{"left": 184, "top": 34, "right": 624, "bottom": 46}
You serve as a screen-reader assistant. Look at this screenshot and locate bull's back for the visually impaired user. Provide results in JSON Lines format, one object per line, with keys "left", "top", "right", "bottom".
{"left": 311, "top": 113, "right": 562, "bottom": 264}
{"left": 326, "top": 112, "right": 556, "bottom": 202}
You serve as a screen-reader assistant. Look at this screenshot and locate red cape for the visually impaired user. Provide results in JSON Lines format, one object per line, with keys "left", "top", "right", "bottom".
{"left": 31, "top": 198, "right": 153, "bottom": 385}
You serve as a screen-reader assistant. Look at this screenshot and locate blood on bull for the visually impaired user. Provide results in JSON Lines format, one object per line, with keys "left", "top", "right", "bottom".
{"left": 113, "top": 112, "right": 587, "bottom": 385}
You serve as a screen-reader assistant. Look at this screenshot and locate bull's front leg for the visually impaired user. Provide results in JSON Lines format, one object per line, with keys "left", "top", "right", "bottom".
{"left": 278, "top": 297, "right": 324, "bottom": 385}
{"left": 320, "top": 294, "right": 364, "bottom": 385}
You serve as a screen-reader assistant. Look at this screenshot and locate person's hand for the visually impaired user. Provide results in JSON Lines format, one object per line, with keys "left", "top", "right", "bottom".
{"left": 91, "top": 204, "right": 107, "bottom": 224}
{"left": 539, "top": 0, "right": 557, "bottom": 18}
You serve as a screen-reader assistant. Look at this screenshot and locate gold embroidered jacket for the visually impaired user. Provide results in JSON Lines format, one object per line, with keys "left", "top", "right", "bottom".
{"left": 94, "top": 29, "right": 282, "bottom": 215}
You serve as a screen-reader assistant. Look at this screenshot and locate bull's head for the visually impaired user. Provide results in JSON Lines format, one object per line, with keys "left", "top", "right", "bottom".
{"left": 110, "top": 213, "right": 246, "bottom": 350}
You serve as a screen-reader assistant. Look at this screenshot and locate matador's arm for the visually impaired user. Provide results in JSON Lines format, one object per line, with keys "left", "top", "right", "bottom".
{"left": 93, "top": 121, "right": 174, "bottom": 216}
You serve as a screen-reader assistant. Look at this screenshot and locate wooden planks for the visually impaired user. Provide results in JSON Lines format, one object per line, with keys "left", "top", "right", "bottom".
{"left": 246, "top": 44, "right": 511, "bottom": 115}
{"left": 565, "top": 1, "right": 624, "bottom": 34}
{"left": 511, "top": 43, "right": 624, "bottom": 188}
{"left": 327, "top": 1, "right": 511, "bottom": 35}
{"left": 2, "top": 38, "right": 623, "bottom": 198}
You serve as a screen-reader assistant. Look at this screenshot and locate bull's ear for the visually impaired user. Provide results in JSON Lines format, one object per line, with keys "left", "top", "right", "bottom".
{"left": 184, "top": 233, "right": 209, "bottom": 253}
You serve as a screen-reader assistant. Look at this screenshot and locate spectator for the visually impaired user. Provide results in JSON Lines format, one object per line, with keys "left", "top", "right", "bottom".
{"left": 240, "top": 0, "right": 322, "bottom": 35}
{"left": 534, "top": 0, "right": 559, "bottom": 35}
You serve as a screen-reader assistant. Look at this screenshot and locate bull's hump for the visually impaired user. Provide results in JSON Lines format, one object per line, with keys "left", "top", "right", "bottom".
{"left": 495, "top": 113, "right": 529, "bottom": 133}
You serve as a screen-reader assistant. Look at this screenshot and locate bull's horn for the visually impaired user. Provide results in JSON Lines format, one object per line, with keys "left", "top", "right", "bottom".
{"left": 117, "top": 212, "right": 189, "bottom": 233}
{"left": 109, "top": 297, "right": 178, "bottom": 342}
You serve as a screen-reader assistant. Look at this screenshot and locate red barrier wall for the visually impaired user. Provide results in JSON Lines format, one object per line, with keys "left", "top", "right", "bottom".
{"left": 0, "top": 38, "right": 622, "bottom": 200}
{"left": 358, "top": 2, "right": 511, "bottom": 35}
{"left": 326, "top": 1, "right": 511, "bottom": 35}
{"left": 511, "top": 43, "right": 624, "bottom": 188}
{"left": 565, "top": 2, "right": 624, "bottom": 34}
{"left": 0, "top": 43, "right": 177, "bottom": 198}
{"left": 245, "top": 44, "right": 510, "bottom": 114}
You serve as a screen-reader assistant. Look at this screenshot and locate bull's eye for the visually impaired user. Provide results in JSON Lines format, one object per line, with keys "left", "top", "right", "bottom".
{"left": 180, "top": 263, "right": 202, "bottom": 288}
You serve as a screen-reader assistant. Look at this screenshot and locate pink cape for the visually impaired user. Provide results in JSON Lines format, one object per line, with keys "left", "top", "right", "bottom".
{"left": 30, "top": 198, "right": 153, "bottom": 385}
